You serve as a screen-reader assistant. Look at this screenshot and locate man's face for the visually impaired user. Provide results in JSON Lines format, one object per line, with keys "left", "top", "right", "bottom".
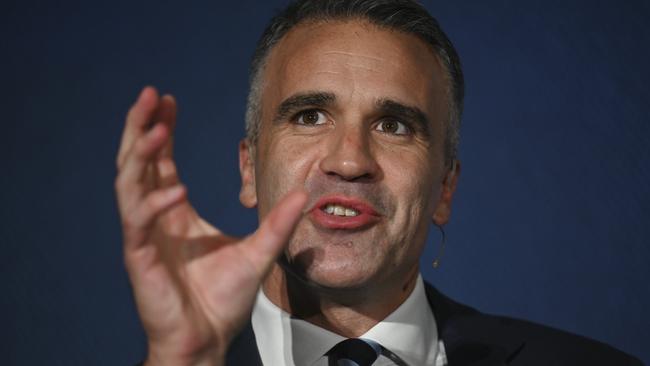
{"left": 240, "top": 20, "right": 457, "bottom": 290}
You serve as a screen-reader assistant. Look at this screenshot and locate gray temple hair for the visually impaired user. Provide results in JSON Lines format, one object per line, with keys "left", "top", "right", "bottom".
{"left": 244, "top": 0, "right": 464, "bottom": 163}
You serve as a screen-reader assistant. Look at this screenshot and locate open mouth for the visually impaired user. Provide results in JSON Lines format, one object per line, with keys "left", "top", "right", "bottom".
{"left": 322, "top": 203, "right": 360, "bottom": 217}
{"left": 310, "top": 195, "right": 380, "bottom": 230}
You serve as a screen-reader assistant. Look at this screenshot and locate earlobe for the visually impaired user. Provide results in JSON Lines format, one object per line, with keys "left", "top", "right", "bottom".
{"left": 432, "top": 160, "right": 460, "bottom": 226}
{"left": 239, "top": 139, "right": 258, "bottom": 208}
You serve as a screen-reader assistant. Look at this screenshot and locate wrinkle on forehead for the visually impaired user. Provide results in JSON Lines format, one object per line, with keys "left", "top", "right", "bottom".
{"left": 321, "top": 50, "right": 407, "bottom": 75}
{"left": 320, "top": 49, "right": 403, "bottom": 75}
{"left": 315, "top": 71, "right": 342, "bottom": 75}
{"left": 310, "top": 52, "right": 386, "bottom": 76}
{"left": 322, "top": 51, "right": 385, "bottom": 63}
{"left": 342, "top": 63, "right": 378, "bottom": 73}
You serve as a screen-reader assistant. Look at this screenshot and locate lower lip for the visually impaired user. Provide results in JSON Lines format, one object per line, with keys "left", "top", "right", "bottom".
{"left": 310, "top": 208, "right": 380, "bottom": 230}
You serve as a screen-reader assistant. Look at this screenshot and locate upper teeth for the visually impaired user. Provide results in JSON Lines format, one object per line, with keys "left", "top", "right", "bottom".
{"left": 324, "top": 204, "right": 359, "bottom": 217}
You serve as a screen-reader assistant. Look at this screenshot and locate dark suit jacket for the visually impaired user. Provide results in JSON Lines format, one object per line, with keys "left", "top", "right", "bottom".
{"left": 226, "top": 283, "right": 642, "bottom": 365}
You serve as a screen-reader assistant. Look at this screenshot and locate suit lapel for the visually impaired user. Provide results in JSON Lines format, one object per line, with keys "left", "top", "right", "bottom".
{"left": 225, "top": 321, "right": 264, "bottom": 366}
{"left": 424, "top": 283, "right": 526, "bottom": 366}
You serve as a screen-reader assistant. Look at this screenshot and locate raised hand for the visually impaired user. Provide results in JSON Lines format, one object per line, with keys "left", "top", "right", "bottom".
{"left": 115, "top": 87, "right": 307, "bottom": 366}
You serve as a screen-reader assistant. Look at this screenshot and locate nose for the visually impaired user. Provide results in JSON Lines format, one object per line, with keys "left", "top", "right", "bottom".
{"left": 318, "top": 125, "right": 380, "bottom": 182}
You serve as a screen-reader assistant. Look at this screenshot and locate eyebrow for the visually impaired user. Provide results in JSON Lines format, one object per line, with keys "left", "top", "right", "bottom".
{"left": 272, "top": 92, "right": 432, "bottom": 136}
{"left": 273, "top": 91, "right": 336, "bottom": 123}
{"left": 375, "top": 98, "right": 431, "bottom": 137}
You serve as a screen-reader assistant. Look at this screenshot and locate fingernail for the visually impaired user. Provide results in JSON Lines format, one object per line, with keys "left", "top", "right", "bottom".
{"left": 139, "top": 86, "right": 155, "bottom": 101}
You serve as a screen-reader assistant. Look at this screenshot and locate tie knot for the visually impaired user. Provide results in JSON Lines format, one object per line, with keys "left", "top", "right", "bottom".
{"left": 328, "top": 338, "right": 381, "bottom": 366}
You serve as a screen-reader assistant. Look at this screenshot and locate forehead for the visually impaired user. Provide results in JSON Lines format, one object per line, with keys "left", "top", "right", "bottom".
{"left": 260, "top": 20, "right": 447, "bottom": 121}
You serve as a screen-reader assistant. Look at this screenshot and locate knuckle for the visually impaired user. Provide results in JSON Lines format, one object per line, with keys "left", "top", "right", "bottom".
{"left": 123, "top": 202, "right": 148, "bottom": 230}
{"left": 122, "top": 211, "right": 137, "bottom": 229}
{"left": 114, "top": 174, "right": 127, "bottom": 191}
{"left": 133, "top": 138, "right": 147, "bottom": 157}
{"left": 134, "top": 133, "right": 156, "bottom": 158}
{"left": 145, "top": 192, "right": 162, "bottom": 212}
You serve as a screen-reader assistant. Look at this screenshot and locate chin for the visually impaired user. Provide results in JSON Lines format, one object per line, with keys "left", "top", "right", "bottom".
{"left": 293, "top": 257, "right": 378, "bottom": 290}
{"left": 284, "top": 225, "right": 387, "bottom": 290}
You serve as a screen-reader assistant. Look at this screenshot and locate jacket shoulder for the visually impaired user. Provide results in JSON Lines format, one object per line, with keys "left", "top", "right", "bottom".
{"left": 424, "top": 283, "right": 643, "bottom": 365}
{"left": 460, "top": 312, "right": 641, "bottom": 365}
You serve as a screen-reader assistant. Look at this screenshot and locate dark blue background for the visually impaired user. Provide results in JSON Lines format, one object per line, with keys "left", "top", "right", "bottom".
{"left": 2, "top": 0, "right": 649, "bottom": 364}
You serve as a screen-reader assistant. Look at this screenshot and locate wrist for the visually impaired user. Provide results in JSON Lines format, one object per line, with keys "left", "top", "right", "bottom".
{"left": 144, "top": 344, "right": 225, "bottom": 366}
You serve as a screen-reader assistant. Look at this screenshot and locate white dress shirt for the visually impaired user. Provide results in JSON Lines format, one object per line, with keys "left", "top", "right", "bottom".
{"left": 251, "top": 275, "right": 448, "bottom": 366}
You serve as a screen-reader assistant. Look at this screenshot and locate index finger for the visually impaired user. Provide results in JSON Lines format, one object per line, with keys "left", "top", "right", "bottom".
{"left": 116, "top": 86, "right": 159, "bottom": 168}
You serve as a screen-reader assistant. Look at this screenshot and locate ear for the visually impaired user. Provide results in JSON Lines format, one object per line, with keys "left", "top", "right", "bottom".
{"left": 239, "top": 139, "right": 257, "bottom": 208}
{"left": 432, "top": 160, "right": 460, "bottom": 226}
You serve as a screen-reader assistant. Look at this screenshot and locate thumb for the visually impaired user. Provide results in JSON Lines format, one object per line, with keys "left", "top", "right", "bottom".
{"left": 240, "top": 190, "right": 308, "bottom": 277}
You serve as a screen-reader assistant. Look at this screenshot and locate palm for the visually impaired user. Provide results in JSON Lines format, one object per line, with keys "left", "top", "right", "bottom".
{"left": 130, "top": 202, "right": 257, "bottom": 356}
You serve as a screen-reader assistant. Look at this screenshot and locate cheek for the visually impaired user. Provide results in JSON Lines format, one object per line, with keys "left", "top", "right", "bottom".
{"left": 255, "top": 136, "right": 318, "bottom": 216}
{"left": 383, "top": 148, "right": 441, "bottom": 212}
{"left": 380, "top": 150, "right": 441, "bottom": 245}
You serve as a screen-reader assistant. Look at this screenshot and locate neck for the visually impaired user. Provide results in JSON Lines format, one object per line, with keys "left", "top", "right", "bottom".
{"left": 262, "top": 264, "right": 419, "bottom": 337}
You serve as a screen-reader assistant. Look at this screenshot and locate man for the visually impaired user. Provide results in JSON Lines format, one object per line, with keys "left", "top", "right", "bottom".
{"left": 114, "top": 1, "right": 641, "bottom": 365}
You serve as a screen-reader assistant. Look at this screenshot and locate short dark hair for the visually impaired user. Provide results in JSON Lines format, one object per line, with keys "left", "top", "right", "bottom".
{"left": 245, "top": 0, "right": 464, "bottom": 162}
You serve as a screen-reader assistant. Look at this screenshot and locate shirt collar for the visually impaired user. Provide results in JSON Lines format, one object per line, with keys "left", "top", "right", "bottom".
{"left": 251, "top": 275, "right": 440, "bottom": 366}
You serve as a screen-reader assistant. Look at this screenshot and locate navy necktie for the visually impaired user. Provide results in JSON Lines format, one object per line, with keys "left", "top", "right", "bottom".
{"left": 327, "top": 338, "right": 409, "bottom": 366}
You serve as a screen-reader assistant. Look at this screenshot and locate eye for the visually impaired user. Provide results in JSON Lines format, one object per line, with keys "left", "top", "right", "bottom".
{"left": 375, "top": 119, "right": 410, "bottom": 135}
{"left": 295, "top": 109, "right": 327, "bottom": 125}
